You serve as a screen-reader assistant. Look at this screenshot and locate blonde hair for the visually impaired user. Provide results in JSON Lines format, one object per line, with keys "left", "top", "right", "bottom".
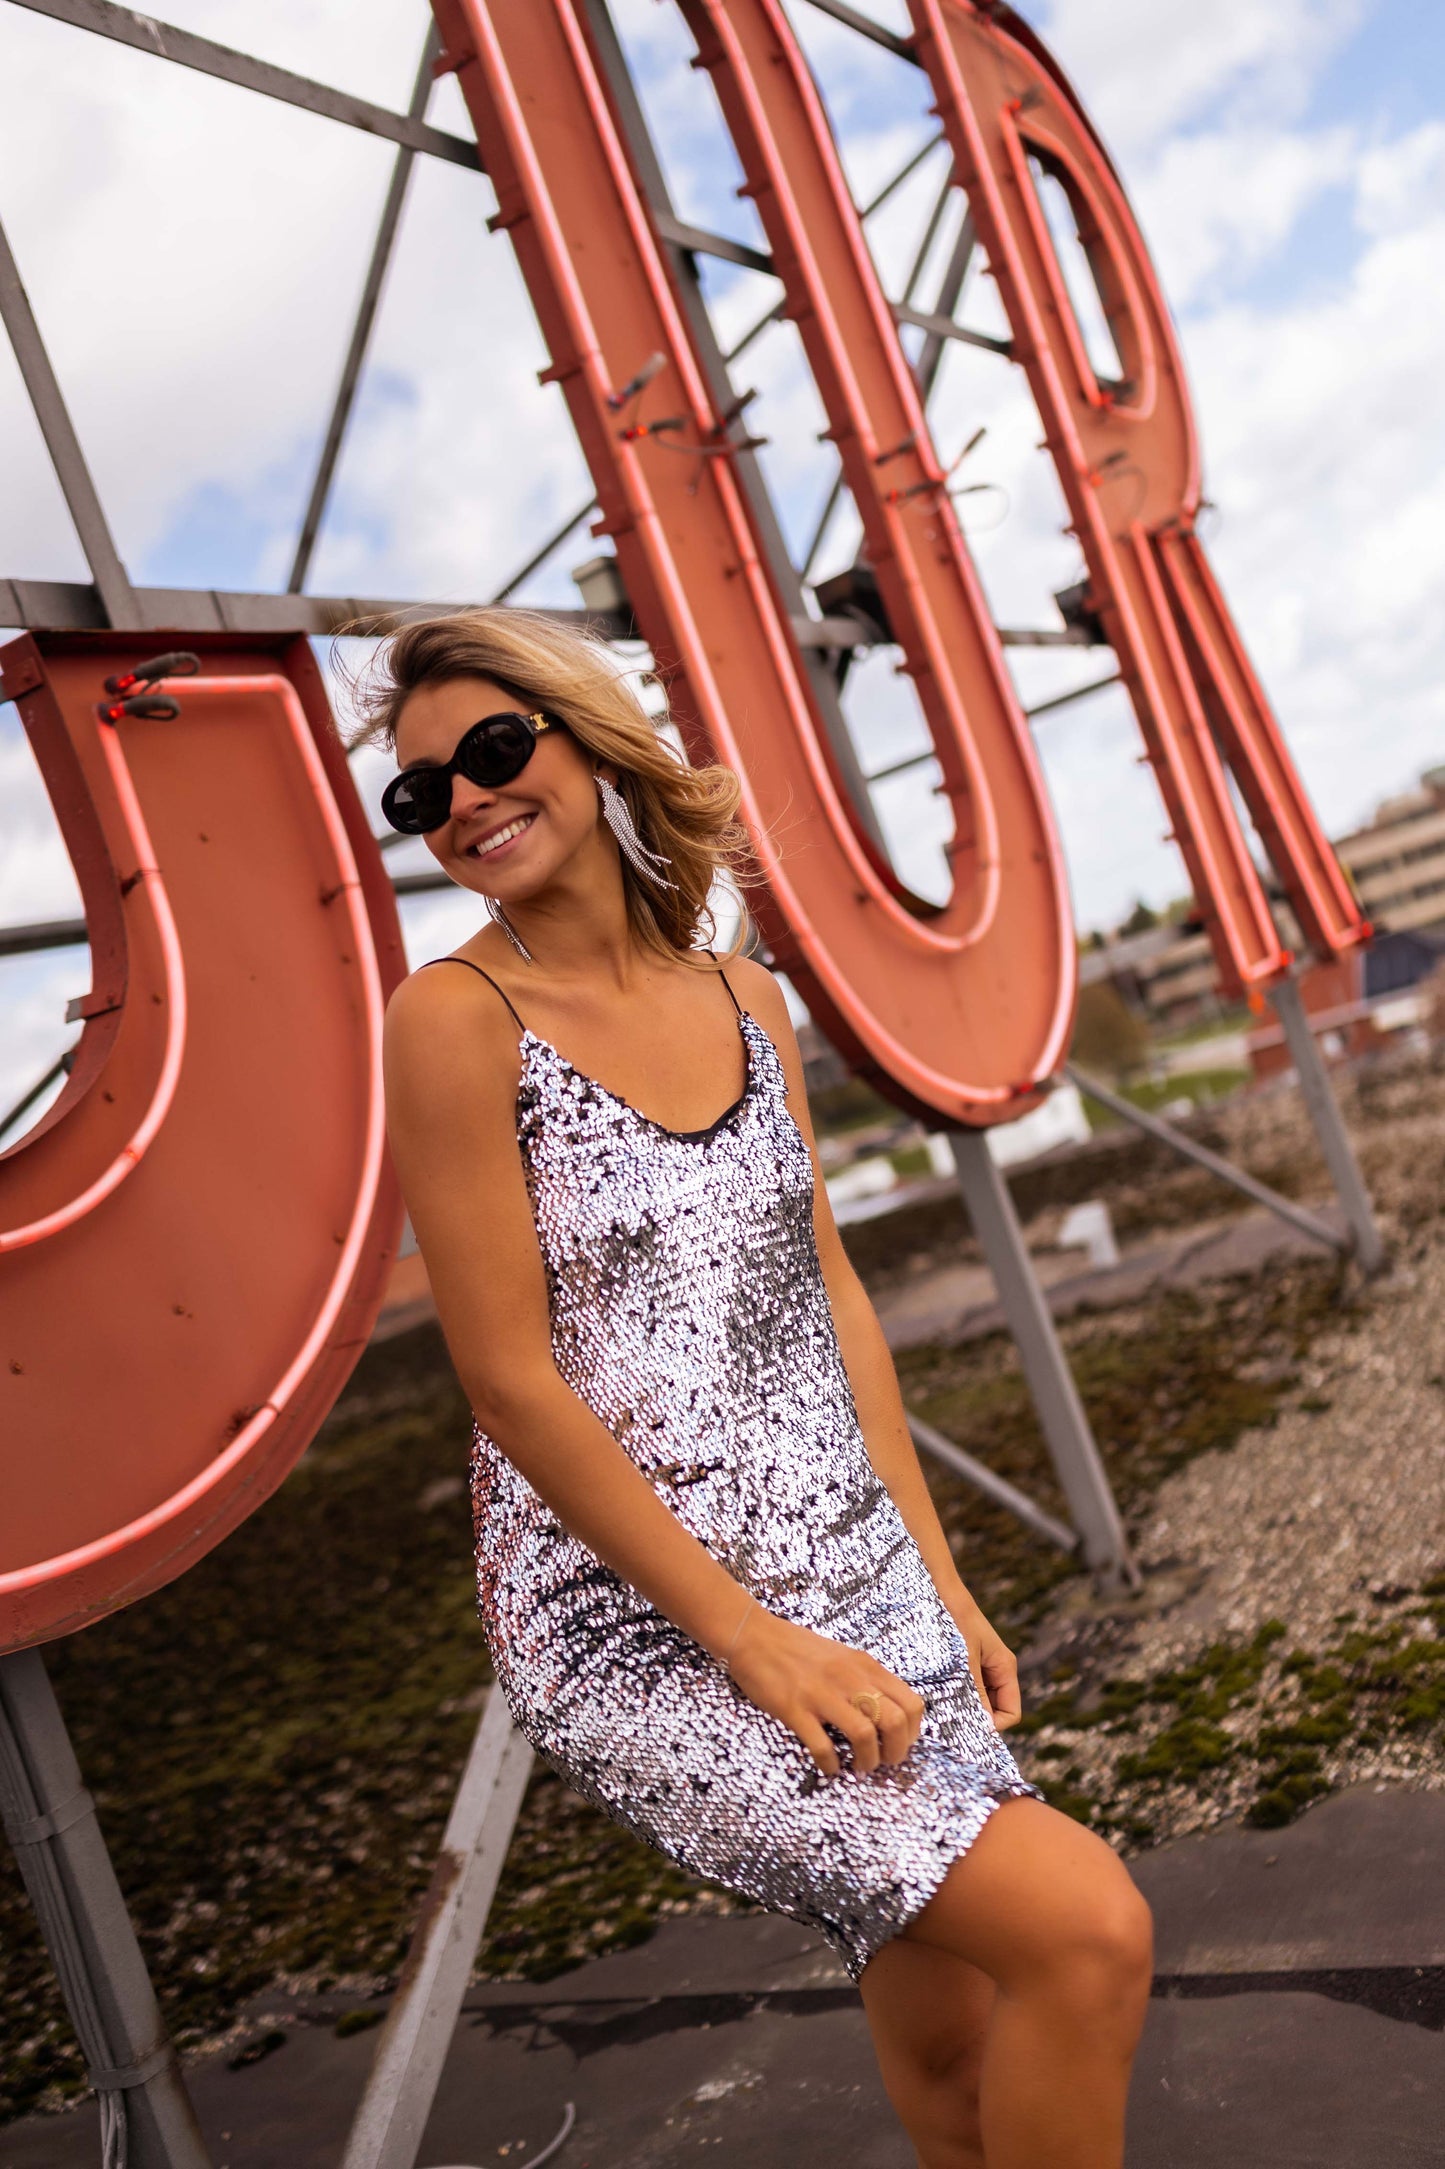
{"left": 340, "top": 607, "right": 755, "bottom": 961}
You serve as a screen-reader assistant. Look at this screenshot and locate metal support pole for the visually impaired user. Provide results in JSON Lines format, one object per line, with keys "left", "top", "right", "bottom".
{"left": 489, "top": 496, "right": 598, "bottom": 606}
{"left": 1269, "top": 972, "right": 1386, "bottom": 1274}
{"left": 0, "top": 213, "right": 141, "bottom": 629}
{"left": 948, "top": 1131, "right": 1137, "bottom": 1585}
{"left": 340, "top": 1685, "right": 534, "bottom": 2169}
{"left": 0, "top": 1648, "right": 211, "bottom": 2169}
{"left": 10, "top": 0, "right": 480, "bottom": 169}
{"left": 1066, "top": 1063, "right": 1349, "bottom": 1256}
{"left": 287, "top": 21, "right": 443, "bottom": 593}
{"left": 907, "top": 1415, "right": 1078, "bottom": 1554}
{"left": 914, "top": 211, "right": 976, "bottom": 402}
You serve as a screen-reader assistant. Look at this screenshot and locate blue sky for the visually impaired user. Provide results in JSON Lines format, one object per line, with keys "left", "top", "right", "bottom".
{"left": 2, "top": 0, "right": 1444, "bottom": 1117}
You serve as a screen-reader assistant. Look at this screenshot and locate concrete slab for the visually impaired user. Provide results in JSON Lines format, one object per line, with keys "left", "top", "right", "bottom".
{"left": 1127, "top": 1992, "right": 1444, "bottom": 2169}
{"left": 874, "top": 1204, "right": 1346, "bottom": 1352}
{"left": 5, "top": 1789, "right": 1441, "bottom": 2169}
{"left": 1134, "top": 1784, "right": 1445, "bottom": 1974}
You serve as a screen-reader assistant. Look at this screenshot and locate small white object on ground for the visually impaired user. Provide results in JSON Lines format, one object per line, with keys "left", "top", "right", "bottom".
{"left": 1058, "top": 1199, "right": 1121, "bottom": 1269}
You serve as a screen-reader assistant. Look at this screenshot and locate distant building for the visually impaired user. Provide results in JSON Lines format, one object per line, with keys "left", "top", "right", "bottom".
{"left": 1080, "top": 920, "right": 1218, "bottom": 1033}
{"left": 1084, "top": 765, "right": 1445, "bottom": 1033}
{"left": 1332, "top": 766, "right": 1445, "bottom": 938}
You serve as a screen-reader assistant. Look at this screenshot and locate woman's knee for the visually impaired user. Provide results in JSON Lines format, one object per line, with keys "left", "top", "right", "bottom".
{"left": 1036, "top": 1857, "right": 1153, "bottom": 2020}
{"left": 908, "top": 1802, "right": 1153, "bottom": 2010}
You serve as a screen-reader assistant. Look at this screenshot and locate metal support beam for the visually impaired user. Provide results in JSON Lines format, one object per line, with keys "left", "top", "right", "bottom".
{"left": 1066, "top": 1063, "right": 1350, "bottom": 1256}
{"left": 0, "top": 914, "right": 90, "bottom": 957}
{"left": 0, "top": 577, "right": 624, "bottom": 638}
{"left": 798, "top": 0, "right": 917, "bottom": 62}
{"left": 891, "top": 300, "right": 1012, "bottom": 360}
{"left": 8, "top": 0, "right": 481, "bottom": 168}
{"left": 907, "top": 1415, "right": 1078, "bottom": 1553}
{"left": 723, "top": 299, "right": 785, "bottom": 364}
{"left": 489, "top": 497, "right": 598, "bottom": 606}
{"left": 0, "top": 1648, "right": 211, "bottom": 2169}
{"left": 653, "top": 209, "right": 775, "bottom": 278}
{"left": 340, "top": 1686, "right": 534, "bottom": 2169}
{"left": 0, "top": 213, "right": 141, "bottom": 629}
{"left": 1, "top": 1046, "right": 72, "bottom": 1139}
{"left": 801, "top": 474, "right": 845, "bottom": 583}
{"left": 287, "top": 23, "right": 443, "bottom": 594}
{"left": 948, "top": 1130, "right": 1136, "bottom": 1585}
{"left": 898, "top": 158, "right": 956, "bottom": 311}
{"left": 860, "top": 131, "right": 944, "bottom": 219}
{"left": 1022, "top": 671, "right": 1122, "bottom": 721}
{"left": 866, "top": 672, "right": 1124, "bottom": 783}
{"left": 1269, "top": 972, "right": 1386, "bottom": 1273}
{"left": 915, "top": 211, "right": 977, "bottom": 401}
{"left": 716, "top": 135, "right": 944, "bottom": 380}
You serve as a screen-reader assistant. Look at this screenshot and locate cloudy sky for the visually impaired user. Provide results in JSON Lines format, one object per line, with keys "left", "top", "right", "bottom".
{"left": 1, "top": 0, "right": 1442, "bottom": 1119}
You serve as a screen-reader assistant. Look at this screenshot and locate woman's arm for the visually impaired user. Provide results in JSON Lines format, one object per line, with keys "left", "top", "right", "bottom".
{"left": 382, "top": 965, "right": 926, "bottom": 1775}
{"left": 736, "top": 963, "right": 1022, "bottom": 1730}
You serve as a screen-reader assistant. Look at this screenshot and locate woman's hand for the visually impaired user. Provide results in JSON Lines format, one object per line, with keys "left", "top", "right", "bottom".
{"left": 945, "top": 1589, "right": 1022, "bottom": 1732}
{"left": 726, "top": 1609, "right": 926, "bottom": 1776}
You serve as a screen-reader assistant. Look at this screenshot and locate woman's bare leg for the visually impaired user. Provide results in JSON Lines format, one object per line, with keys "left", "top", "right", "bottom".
{"left": 859, "top": 1939, "right": 994, "bottom": 2168}
{"left": 862, "top": 1797, "right": 1152, "bottom": 2169}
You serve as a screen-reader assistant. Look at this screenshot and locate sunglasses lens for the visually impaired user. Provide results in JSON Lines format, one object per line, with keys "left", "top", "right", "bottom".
{"left": 382, "top": 713, "right": 548, "bottom": 834}
{"left": 382, "top": 767, "right": 448, "bottom": 834}
{"left": 458, "top": 714, "right": 537, "bottom": 788}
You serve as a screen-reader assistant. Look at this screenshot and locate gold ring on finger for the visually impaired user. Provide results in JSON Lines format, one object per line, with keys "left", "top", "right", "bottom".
{"left": 850, "top": 1689, "right": 885, "bottom": 1725}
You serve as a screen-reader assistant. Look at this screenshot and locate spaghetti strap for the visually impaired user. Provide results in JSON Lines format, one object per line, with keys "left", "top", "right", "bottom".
{"left": 416, "top": 956, "right": 526, "bottom": 1034}
{"left": 708, "top": 950, "right": 743, "bottom": 1017}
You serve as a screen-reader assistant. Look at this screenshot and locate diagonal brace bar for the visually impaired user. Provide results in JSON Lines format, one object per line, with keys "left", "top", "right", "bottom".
{"left": 340, "top": 1685, "right": 533, "bottom": 2169}
{"left": 288, "top": 21, "right": 443, "bottom": 593}
{"left": 908, "top": 1415, "right": 1079, "bottom": 1553}
{"left": 1269, "top": 974, "right": 1385, "bottom": 1273}
{"left": 1066, "top": 1062, "right": 1350, "bottom": 1257}
{"left": 0, "top": 212, "right": 140, "bottom": 628}
{"left": 8, "top": 0, "right": 481, "bottom": 167}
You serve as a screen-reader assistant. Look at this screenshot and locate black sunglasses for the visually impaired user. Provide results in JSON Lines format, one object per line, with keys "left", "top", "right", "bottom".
{"left": 381, "top": 710, "right": 561, "bottom": 835}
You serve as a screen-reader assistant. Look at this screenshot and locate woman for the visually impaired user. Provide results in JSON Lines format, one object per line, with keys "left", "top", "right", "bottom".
{"left": 365, "top": 608, "right": 1152, "bottom": 2169}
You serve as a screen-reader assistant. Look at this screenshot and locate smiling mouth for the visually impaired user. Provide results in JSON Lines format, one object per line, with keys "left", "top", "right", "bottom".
{"left": 466, "top": 812, "right": 537, "bottom": 860}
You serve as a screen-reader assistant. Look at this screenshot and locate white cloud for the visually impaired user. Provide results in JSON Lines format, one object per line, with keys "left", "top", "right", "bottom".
{"left": 1026, "top": 0, "right": 1368, "bottom": 158}
{"left": 1132, "top": 122, "right": 1356, "bottom": 307}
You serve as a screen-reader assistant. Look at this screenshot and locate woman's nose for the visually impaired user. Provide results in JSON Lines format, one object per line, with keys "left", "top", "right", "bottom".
{"left": 450, "top": 769, "right": 496, "bottom": 820}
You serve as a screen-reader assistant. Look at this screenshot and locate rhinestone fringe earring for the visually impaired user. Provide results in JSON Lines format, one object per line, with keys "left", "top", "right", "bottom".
{"left": 595, "top": 772, "right": 677, "bottom": 890}
{"left": 485, "top": 897, "right": 534, "bottom": 963}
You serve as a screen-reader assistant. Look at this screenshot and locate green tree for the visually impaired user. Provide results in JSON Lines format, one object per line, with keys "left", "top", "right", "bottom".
{"left": 1118, "top": 897, "right": 1160, "bottom": 937}
{"left": 1071, "top": 982, "right": 1150, "bottom": 1079}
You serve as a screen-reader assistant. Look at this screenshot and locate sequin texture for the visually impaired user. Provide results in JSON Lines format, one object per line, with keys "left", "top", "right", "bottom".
{"left": 469, "top": 1003, "right": 1039, "bottom": 1980}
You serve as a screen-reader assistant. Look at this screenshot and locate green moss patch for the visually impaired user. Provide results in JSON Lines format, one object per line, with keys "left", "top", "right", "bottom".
{"left": 1011, "top": 1595, "right": 1445, "bottom": 1841}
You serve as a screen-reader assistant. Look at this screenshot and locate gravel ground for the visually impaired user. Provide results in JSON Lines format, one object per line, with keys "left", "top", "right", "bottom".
{"left": 1003, "top": 1058, "right": 1445, "bottom": 1848}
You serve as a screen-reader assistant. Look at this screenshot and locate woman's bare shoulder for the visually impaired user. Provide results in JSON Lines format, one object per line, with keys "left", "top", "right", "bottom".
{"left": 722, "top": 953, "right": 797, "bottom": 1040}
{"left": 383, "top": 957, "right": 523, "bottom": 1122}
{"left": 721, "top": 950, "right": 784, "bottom": 1011}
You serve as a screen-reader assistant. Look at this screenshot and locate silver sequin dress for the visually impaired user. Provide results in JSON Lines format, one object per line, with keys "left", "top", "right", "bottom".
{"left": 442, "top": 961, "right": 1039, "bottom": 1982}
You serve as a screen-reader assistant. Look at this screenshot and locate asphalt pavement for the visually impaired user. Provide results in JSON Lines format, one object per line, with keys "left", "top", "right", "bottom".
{"left": 4, "top": 1784, "right": 1441, "bottom": 2169}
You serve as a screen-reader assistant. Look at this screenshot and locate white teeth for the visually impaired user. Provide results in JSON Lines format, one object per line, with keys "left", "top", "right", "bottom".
{"left": 470, "top": 814, "right": 533, "bottom": 859}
